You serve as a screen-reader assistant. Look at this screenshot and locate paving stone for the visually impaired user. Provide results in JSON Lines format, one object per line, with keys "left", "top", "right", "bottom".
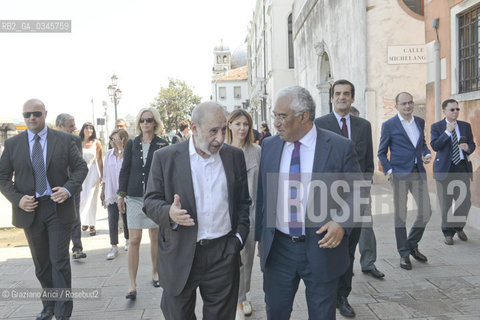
{"left": 406, "top": 288, "right": 448, "bottom": 300}
{"left": 370, "top": 279, "right": 437, "bottom": 293}
{"left": 400, "top": 300, "right": 462, "bottom": 317}
{"left": 426, "top": 277, "right": 473, "bottom": 290}
{"left": 368, "top": 302, "right": 411, "bottom": 319}
{"left": 372, "top": 291, "right": 415, "bottom": 303}
{"left": 451, "top": 298, "right": 480, "bottom": 315}
{"left": 462, "top": 275, "right": 480, "bottom": 286}
{"left": 71, "top": 309, "right": 144, "bottom": 320}
{"left": 440, "top": 286, "right": 480, "bottom": 300}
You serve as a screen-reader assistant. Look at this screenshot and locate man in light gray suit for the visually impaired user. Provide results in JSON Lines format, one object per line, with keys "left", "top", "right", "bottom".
{"left": 315, "top": 80, "right": 383, "bottom": 318}
{"left": 144, "top": 102, "right": 250, "bottom": 320}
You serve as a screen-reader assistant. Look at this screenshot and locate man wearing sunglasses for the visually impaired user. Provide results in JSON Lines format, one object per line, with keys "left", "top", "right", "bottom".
{"left": 0, "top": 99, "right": 88, "bottom": 320}
{"left": 430, "top": 99, "right": 476, "bottom": 245}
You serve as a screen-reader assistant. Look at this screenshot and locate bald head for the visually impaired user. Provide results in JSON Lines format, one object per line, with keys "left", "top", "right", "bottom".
{"left": 23, "top": 99, "right": 47, "bottom": 134}
{"left": 191, "top": 101, "right": 227, "bottom": 158}
{"left": 191, "top": 102, "right": 226, "bottom": 127}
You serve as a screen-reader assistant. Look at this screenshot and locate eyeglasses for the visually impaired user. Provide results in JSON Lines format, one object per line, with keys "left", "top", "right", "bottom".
{"left": 109, "top": 136, "right": 119, "bottom": 141}
{"left": 22, "top": 111, "right": 43, "bottom": 118}
{"left": 140, "top": 118, "right": 154, "bottom": 123}
{"left": 272, "top": 111, "right": 303, "bottom": 122}
{"left": 449, "top": 108, "right": 460, "bottom": 112}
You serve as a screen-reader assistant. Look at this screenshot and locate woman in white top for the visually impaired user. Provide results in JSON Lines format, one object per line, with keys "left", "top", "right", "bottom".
{"left": 226, "top": 110, "right": 261, "bottom": 319}
{"left": 79, "top": 122, "right": 103, "bottom": 236}
{"left": 101, "top": 128, "right": 130, "bottom": 260}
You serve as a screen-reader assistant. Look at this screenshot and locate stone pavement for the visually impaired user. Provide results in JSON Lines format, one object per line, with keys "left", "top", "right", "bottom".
{"left": 1, "top": 184, "right": 480, "bottom": 319}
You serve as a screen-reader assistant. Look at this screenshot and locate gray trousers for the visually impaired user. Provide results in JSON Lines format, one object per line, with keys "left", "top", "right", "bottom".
{"left": 238, "top": 226, "right": 255, "bottom": 303}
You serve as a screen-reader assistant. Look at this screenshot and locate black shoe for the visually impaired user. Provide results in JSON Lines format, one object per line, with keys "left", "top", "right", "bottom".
{"left": 444, "top": 236, "right": 454, "bottom": 245}
{"left": 72, "top": 250, "right": 87, "bottom": 259}
{"left": 152, "top": 279, "right": 160, "bottom": 287}
{"left": 362, "top": 266, "right": 385, "bottom": 279}
{"left": 35, "top": 307, "right": 54, "bottom": 320}
{"left": 126, "top": 290, "right": 137, "bottom": 300}
{"left": 400, "top": 256, "right": 412, "bottom": 270}
{"left": 410, "top": 248, "right": 427, "bottom": 262}
{"left": 336, "top": 296, "right": 355, "bottom": 318}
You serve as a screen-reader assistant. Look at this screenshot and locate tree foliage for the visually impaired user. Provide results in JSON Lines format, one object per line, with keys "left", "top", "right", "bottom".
{"left": 151, "top": 78, "right": 201, "bottom": 133}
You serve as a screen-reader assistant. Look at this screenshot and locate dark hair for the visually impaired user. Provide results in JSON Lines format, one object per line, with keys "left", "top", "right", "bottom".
{"left": 331, "top": 79, "right": 355, "bottom": 99}
{"left": 395, "top": 92, "right": 413, "bottom": 105}
{"left": 79, "top": 122, "right": 97, "bottom": 141}
{"left": 261, "top": 122, "right": 270, "bottom": 132}
{"left": 178, "top": 120, "right": 189, "bottom": 132}
{"left": 442, "top": 98, "right": 458, "bottom": 110}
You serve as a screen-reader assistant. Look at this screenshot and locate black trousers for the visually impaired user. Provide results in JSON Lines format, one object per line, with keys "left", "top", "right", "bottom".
{"left": 23, "top": 197, "right": 73, "bottom": 317}
{"left": 107, "top": 203, "right": 129, "bottom": 245}
{"left": 337, "top": 226, "right": 361, "bottom": 298}
{"left": 71, "top": 192, "right": 83, "bottom": 252}
{"left": 392, "top": 170, "right": 432, "bottom": 257}
{"left": 263, "top": 231, "right": 338, "bottom": 320}
{"left": 160, "top": 235, "right": 240, "bottom": 320}
{"left": 435, "top": 160, "right": 471, "bottom": 237}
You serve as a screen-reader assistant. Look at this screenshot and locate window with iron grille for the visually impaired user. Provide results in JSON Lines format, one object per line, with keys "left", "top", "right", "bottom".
{"left": 458, "top": 5, "right": 480, "bottom": 93}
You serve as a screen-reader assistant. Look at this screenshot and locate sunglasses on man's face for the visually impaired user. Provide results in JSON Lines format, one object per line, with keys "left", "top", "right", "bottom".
{"left": 140, "top": 118, "right": 154, "bottom": 123}
{"left": 449, "top": 108, "right": 460, "bottom": 112}
{"left": 23, "top": 111, "right": 43, "bottom": 118}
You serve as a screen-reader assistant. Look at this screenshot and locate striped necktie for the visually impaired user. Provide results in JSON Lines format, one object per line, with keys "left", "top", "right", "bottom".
{"left": 451, "top": 129, "right": 461, "bottom": 165}
{"left": 32, "top": 134, "right": 47, "bottom": 195}
{"left": 288, "top": 141, "right": 302, "bottom": 237}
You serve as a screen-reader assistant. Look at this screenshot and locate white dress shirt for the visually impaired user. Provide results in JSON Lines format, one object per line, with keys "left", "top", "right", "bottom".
{"left": 102, "top": 149, "right": 123, "bottom": 205}
{"left": 444, "top": 118, "right": 465, "bottom": 160}
{"left": 276, "top": 125, "right": 317, "bottom": 235}
{"left": 333, "top": 111, "right": 351, "bottom": 139}
{"left": 398, "top": 113, "right": 420, "bottom": 148}
{"left": 189, "top": 137, "right": 232, "bottom": 241}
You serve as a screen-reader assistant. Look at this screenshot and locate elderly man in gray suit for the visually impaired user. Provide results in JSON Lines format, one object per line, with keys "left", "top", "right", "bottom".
{"left": 144, "top": 102, "right": 250, "bottom": 320}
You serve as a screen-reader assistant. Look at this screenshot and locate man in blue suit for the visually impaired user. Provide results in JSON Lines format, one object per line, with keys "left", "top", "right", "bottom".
{"left": 430, "top": 99, "right": 476, "bottom": 245}
{"left": 256, "top": 86, "right": 361, "bottom": 319}
{"left": 378, "top": 92, "right": 432, "bottom": 270}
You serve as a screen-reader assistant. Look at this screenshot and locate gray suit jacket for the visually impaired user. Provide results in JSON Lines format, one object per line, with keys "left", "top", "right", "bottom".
{"left": 144, "top": 139, "right": 251, "bottom": 295}
{"left": 0, "top": 128, "right": 88, "bottom": 228}
{"left": 315, "top": 113, "right": 374, "bottom": 179}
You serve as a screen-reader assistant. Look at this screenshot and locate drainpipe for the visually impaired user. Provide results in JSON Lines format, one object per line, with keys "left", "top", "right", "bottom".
{"left": 433, "top": 18, "right": 441, "bottom": 121}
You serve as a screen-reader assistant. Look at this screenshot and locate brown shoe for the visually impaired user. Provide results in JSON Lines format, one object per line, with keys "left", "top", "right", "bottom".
{"left": 444, "top": 236, "right": 454, "bottom": 245}
{"left": 457, "top": 230, "right": 468, "bottom": 241}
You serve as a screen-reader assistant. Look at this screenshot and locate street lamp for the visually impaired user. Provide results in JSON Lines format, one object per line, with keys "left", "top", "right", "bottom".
{"left": 107, "top": 75, "right": 122, "bottom": 120}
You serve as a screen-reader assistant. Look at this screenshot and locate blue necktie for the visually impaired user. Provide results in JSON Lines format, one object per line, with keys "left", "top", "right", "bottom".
{"left": 32, "top": 134, "right": 47, "bottom": 195}
{"left": 288, "top": 141, "right": 302, "bottom": 237}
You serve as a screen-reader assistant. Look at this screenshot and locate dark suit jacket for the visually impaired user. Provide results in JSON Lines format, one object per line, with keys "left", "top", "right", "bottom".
{"left": 118, "top": 135, "right": 168, "bottom": 197}
{"left": 378, "top": 115, "right": 431, "bottom": 177}
{"left": 255, "top": 127, "right": 361, "bottom": 283}
{"left": 0, "top": 128, "right": 88, "bottom": 228}
{"left": 315, "top": 113, "right": 374, "bottom": 179}
{"left": 143, "top": 140, "right": 250, "bottom": 296}
{"left": 430, "top": 119, "right": 476, "bottom": 181}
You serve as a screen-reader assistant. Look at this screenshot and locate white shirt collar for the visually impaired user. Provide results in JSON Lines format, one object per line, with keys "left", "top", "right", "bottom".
{"left": 397, "top": 113, "right": 415, "bottom": 124}
{"left": 333, "top": 111, "right": 350, "bottom": 122}
{"left": 189, "top": 136, "right": 220, "bottom": 162}
{"left": 27, "top": 126, "right": 47, "bottom": 142}
{"left": 285, "top": 124, "right": 316, "bottom": 149}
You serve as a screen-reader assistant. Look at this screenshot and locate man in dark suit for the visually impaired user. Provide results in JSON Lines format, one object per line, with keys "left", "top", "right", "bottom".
{"left": 378, "top": 92, "right": 432, "bottom": 270}
{"left": 256, "top": 86, "right": 361, "bottom": 319}
{"left": 0, "top": 99, "right": 87, "bottom": 320}
{"left": 56, "top": 113, "right": 87, "bottom": 260}
{"left": 144, "top": 102, "right": 250, "bottom": 320}
{"left": 171, "top": 119, "right": 189, "bottom": 144}
{"left": 315, "top": 79, "right": 383, "bottom": 318}
{"left": 431, "top": 98, "right": 476, "bottom": 245}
